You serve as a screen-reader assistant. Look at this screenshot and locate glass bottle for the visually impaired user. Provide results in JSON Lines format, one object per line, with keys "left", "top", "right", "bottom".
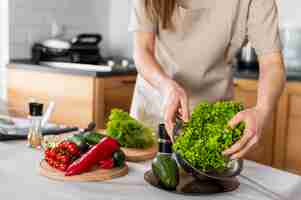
{"left": 27, "top": 102, "right": 44, "bottom": 149}
{"left": 157, "top": 123, "right": 173, "bottom": 155}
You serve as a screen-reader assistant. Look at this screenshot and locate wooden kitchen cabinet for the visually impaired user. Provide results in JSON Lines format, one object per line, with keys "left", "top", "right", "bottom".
{"left": 104, "top": 76, "right": 136, "bottom": 121}
{"left": 7, "top": 65, "right": 136, "bottom": 129}
{"left": 273, "top": 83, "right": 301, "bottom": 175}
{"left": 234, "top": 79, "right": 276, "bottom": 166}
{"left": 94, "top": 75, "right": 136, "bottom": 128}
{"left": 234, "top": 79, "right": 301, "bottom": 176}
{"left": 7, "top": 68, "right": 95, "bottom": 127}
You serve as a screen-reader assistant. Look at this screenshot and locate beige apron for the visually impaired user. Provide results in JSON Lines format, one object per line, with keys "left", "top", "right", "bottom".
{"left": 129, "top": 0, "right": 281, "bottom": 130}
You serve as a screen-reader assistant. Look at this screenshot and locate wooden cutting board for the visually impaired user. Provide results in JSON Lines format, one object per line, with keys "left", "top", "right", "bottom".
{"left": 122, "top": 145, "right": 157, "bottom": 162}
{"left": 43, "top": 130, "right": 158, "bottom": 162}
{"left": 39, "top": 160, "right": 128, "bottom": 182}
{"left": 100, "top": 129, "right": 157, "bottom": 162}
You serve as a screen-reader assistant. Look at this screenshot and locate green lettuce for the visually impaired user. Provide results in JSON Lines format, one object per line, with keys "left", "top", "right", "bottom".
{"left": 173, "top": 101, "right": 245, "bottom": 172}
{"left": 106, "top": 109, "right": 155, "bottom": 149}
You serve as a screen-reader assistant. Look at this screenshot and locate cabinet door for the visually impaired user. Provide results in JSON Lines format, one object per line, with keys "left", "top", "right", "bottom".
{"left": 103, "top": 76, "right": 136, "bottom": 122}
{"left": 7, "top": 68, "right": 95, "bottom": 128}
{"left": 234, "top": 79, "right": 275, "bottom": 166}
{"left": 277, "top": 89, "right": 301, "bottom": 175}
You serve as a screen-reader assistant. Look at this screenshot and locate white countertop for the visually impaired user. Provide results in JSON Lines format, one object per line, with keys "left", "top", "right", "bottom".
{"left": 1, "top": 141, "right": 300, "bottom": 200}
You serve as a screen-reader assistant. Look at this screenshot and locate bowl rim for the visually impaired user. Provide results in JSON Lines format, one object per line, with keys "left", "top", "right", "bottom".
{"left": 174, "top": 152, "right": 244, "bottom": 181}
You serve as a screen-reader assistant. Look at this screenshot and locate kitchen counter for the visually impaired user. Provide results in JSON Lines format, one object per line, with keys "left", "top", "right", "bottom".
{"left": 1, "top": 141, "right": 301, "bottom": 200}
{"left": 9, "top": 59, "right": 137, "bottom": 77}
{"left": 234, "top": 69, "right": 301, "bottom": 81}
{"left": 10, "top": 59, "right": 301, "bottom": 81}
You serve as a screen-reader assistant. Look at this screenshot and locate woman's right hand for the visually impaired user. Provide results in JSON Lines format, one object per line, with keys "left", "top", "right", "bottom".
{"left": 132, "top": 31, "right": 189, "bottom": 138}
{"left": 162, "top": 80, "right": 189, "bottom": 141}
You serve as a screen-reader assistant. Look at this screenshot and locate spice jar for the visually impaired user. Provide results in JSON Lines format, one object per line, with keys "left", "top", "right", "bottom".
{"left": 27, "top": 102, "right": 44, "bottom": 149}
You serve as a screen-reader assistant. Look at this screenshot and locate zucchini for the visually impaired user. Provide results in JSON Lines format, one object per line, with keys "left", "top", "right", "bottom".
{"left": 67, "top": 134, "right": 89, "bottom": 153}
{"left": 152, "top": 155, "right": 179, "bottom": 190}
{"left": 83, "top": 131, "right": 105, "bottom": 145}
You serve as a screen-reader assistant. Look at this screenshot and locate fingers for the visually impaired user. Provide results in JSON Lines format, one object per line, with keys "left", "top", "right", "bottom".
{"left": 163, "top": 81, "right": 189, "bottom": 141}
{"left": 223, "top": 128, "right": 255, "bottom": 156}
{"left": 230, "top": 136, "right": 259, "bottom": 159}
{"left": 228, "top": 112, "right": 244, "bottom": 128}
{"left": 180, "top": 95, "right": 189, "bottom": 122}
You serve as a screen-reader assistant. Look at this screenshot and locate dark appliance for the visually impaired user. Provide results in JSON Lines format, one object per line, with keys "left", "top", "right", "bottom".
{"left": 236, "top": 42, "right": 259, "bottom": 71}
{"left": 31, "top": 34, "right": 104, "bottom": 65}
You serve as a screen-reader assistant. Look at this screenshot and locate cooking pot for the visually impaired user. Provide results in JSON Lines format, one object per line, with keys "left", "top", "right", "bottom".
{"left": 236, "top": 42, "right": 259, "bottom": 71}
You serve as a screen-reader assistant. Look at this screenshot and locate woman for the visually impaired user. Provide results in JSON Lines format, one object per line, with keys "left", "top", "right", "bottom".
{"left": 129, "top": 0, "right": 286, "bottom": 159}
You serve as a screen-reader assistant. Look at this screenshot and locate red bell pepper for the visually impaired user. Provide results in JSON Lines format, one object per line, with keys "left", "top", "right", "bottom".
{"left": 65, "top": 137, "right": 119, "bottom": 176}
{"left": 99, "top": 158, "right": 115, "bottom": 169}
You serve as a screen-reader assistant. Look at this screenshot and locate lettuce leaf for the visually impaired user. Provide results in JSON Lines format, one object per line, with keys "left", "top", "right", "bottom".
{"left": 173, "top": 101, "right": 245, "bottom": 172}
{"left": 106, "top": 109, "right": 155, "bottom": 149}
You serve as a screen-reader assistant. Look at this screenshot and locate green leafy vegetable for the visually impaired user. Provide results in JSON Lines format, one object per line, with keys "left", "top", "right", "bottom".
{"left": 173, "top": 101, "right": 245, "bottom": 172}
{"left": 106, "top": 109, "right": 155, "bottom": 149}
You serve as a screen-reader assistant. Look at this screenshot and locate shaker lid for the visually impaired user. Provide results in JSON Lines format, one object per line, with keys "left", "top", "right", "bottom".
{"left": 29, "top": 102, "right": 44, "bottom": 116}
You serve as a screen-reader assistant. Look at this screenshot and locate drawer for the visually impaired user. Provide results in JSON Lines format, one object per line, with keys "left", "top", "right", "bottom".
{"left": 104, "top": 76, "right": 136, "bottom": 122}
{"left": 289, "top": 95, "right": 301, "bottom": 117}
{"left": 104, "top": 76, "right": 136, "bottom": 90}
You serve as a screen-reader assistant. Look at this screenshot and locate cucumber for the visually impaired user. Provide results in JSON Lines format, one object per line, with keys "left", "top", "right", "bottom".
{"left": 83, "top": 131, "right": 105, "bottom": 145}
{"left": 67, "top": 134, "right": 89, "bottom": 153}
{"left": 152, "top": 155, "right": 179, "bottom": 190}
{"left": 113, "top": 150, "right": 126, "bottom": 167}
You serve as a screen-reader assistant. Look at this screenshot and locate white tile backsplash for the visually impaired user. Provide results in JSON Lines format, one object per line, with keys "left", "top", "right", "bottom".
{"left": 277, "top": 0, "right": 301, "bottom": 28}
{"left": 107, "top": 0, "right": 133, "bottom": 58}
{"left": 9, "top": 0, "right": 301, "bottom": 60}
{"left": 9, "top": 0, "right": 101, "bottom": 59}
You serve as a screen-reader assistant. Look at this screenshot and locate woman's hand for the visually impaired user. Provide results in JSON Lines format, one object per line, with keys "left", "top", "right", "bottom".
{"left": 162, "top": 80, "right": 189, "bottom": 141}
{"left": 223, "top": 107, "right": 268, "bottom": 159}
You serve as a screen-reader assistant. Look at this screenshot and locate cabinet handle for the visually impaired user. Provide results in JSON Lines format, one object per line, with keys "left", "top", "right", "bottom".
{"left": 121, "top": 80, "right": 136, "bottom": 84}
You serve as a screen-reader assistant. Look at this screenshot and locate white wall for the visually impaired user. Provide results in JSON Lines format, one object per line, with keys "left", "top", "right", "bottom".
{"left": 278, "top": 0, "right": 301, "bottom": 28}
{"left": 9, "top": 0, "right": 301, "bottom": 59}
{"left": 9, "top": 0, "right": 133, "bottom": 59}
{"left": 106, "top": 0, "right": 133, "bottom": 58}
{"left": 9, "top": 0, "right": 104, "bottom": 59}
{"left": 90, "top": 0, "right": 111, "bottom": 57}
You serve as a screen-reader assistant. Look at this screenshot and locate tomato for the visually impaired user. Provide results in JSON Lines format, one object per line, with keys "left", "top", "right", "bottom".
{"left": 55, "top": 153, "right": 61, "bottom": 161}
{"left": 67, "top": 143, "right": 80, "bottom": 156}
{"left": 44, "top": 148, "right": 51, "bottom": 157}
{"left": 58, "top": 163, "right": 68, "bottom": 172}
{"left": 48, "top": 149, "right": 57, "bottom": 159}
{"left": 45, "top": 140, "right": 81, "bottom": 171}
{"left": 58, "top": 142, "right": 67, "bottom": 149}
{"left": 47, "top": 159, "right": 55, "bottom": 167}
{"left": 59, "top": 155, "right": 70, "bottom": 164}
{"left": 54, "top": 161, "right": 61, "bottom": 169}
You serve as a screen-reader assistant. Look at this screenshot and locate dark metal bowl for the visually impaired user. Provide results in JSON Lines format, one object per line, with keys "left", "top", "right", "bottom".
{"left": 175, "top": 153, "right": 244, "bottom": 181}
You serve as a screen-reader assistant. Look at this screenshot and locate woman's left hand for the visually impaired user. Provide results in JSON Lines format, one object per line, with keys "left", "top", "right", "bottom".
{"left": 223, "top": 107, "right": 268, "bottom": 159}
